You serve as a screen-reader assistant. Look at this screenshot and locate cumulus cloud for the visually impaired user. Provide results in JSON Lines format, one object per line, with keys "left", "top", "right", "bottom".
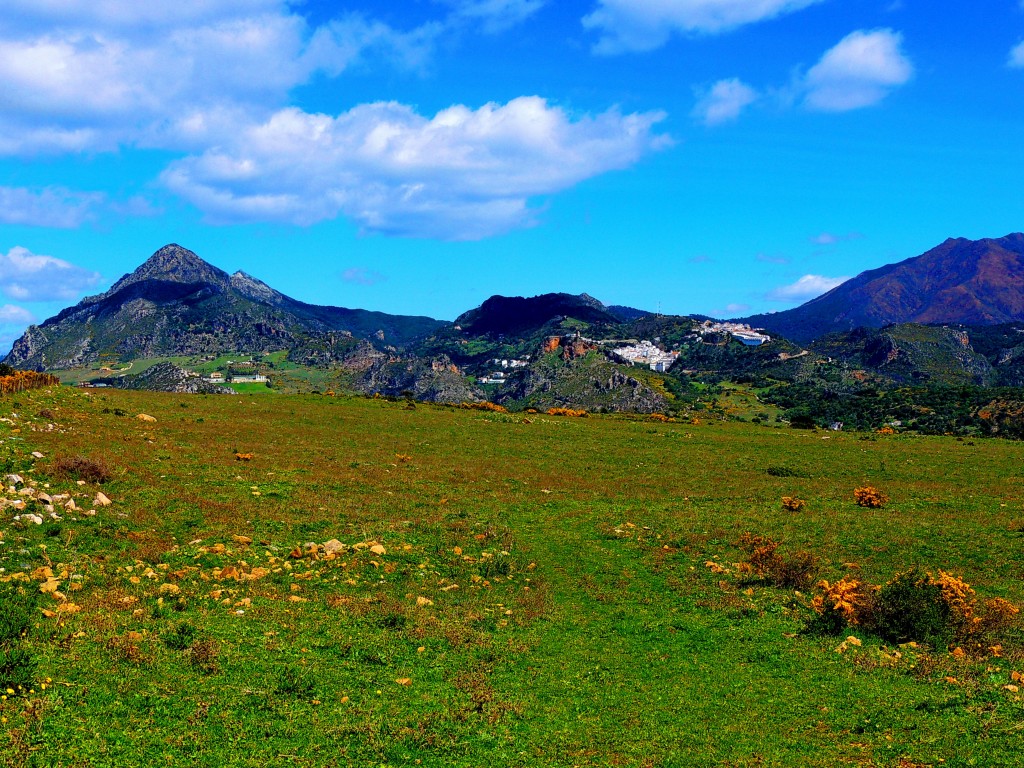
{"left": 0, "top": 246, "right": 103, "bottom": 302}
{"left": 766, "top": 274, "right": 848, "bottom": 302}
{"left": 0, "top": 186, "right": 105, "bottom": 228}
{"left": 583, "top": 0, "right": 824, "bottom": 54}
{"left": 692, "top": 78, "right": 758, "bottom": 125}
{"left": 1010, "top": 41, "right": 1024, "bottom": 69}
{"left": 0, "top": 3, "right": 444, "bottom": 155}
{"left": 802, "top": 29, "right": 913, "bottom": 112}
{"left": 161, "top": 97, "right": 669, "bottom": 239}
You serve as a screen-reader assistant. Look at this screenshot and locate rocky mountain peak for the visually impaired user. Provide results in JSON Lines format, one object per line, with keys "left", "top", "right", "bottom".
{"left": 106, "top": 244, "right": 231, "bottom": 295}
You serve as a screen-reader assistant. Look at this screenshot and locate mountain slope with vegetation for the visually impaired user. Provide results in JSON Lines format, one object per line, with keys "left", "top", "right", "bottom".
{"left": 742, "top": 233, "right": 1024, "bottom": 343}
{"left": 4, "top": 244, "right": 444, "bottom": 370}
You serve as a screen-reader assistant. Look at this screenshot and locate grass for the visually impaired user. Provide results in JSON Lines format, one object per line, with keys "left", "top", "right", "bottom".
{"left": 1, "top": 386, "right": 1023, "bottom": 766}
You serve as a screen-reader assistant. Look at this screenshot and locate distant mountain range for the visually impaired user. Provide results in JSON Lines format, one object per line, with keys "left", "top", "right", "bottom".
{"left": 7, "top": 234, "right": 1024, "bottom": 418}
{"left": 4, "top": 244, "right": 444, "bottom": 370}
{"left": 740, "top": 233, "right": 1024, "bottom": 343}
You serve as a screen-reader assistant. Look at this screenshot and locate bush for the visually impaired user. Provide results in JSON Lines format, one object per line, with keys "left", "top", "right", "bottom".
{"left": 781, "top": 496, "right": 806, "bottom": 512}
{"left": 873, "top": 570, "right": 951, "bottom": 647}
{"left": 738, "top": 534, "right": 819, "bottom": 590}
{"left": 163, "top": 622, "right": 199, "bottom": 651}
{"left": 811, "top": 578, "right": 868, "bottom": 631}
{"left": 547, "top": 407, "right": 588, "bottom": 417}
{"left": 189, "top": 639, "right": 220, "bottom": 675}
{"left": 789, "top": 414, "right": 816, "bottom": 429}
{"left": 52, "top": 454, "right": 113, "bottom": 484}
{"left": 0, "top": 588, "right": 33, "bottom": 646}
{"left": 854, "top": 486, "right": 888, "bottom": 508}
{"left": 0, "top": 648, "right": 36, "bottom": 689}
{"left": 276, "top": 665, "right": 316, "bottom": 697}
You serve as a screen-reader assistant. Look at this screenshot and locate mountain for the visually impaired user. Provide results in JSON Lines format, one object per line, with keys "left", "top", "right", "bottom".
{"left": 740, "top": 233, "right": 1024, "bottom": 343}
{"left": 4, "top": 244, "right": 444, "bottom": 370}
{"left": 453, "top": 292, "right": 619, "bottom": 337}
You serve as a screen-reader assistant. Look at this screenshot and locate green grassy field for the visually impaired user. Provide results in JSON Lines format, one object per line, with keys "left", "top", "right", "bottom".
{"left": 1, "top": 387, "right": 1023, "bottom": 766}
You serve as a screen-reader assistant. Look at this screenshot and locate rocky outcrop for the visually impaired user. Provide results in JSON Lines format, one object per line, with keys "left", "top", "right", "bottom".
{"left": 497, "top": 353, "right": 667, "bottom": 413}
{"left": 352, "top": 355, "right": 484, "bottom": 403}
{"left": 114, "top": 362, "right": 235, "bottom": 394}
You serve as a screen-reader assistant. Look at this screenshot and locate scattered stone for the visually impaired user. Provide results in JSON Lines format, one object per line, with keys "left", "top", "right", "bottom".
{"left": 13, "top": 513, "right": 42, "bottom": 525}
{"left": 323, "top": 539, "right": 346, "bottom": 554}
{"left": 36, "top": 493, "right": 52, "bottom": 504}
{"left": 5, "top": 474, "right": 23, "bottom": 486}
{"left": 136, "top": 413, "right": 157, "bottom": 422}
{"left": 94, "top": 492, "right": 112, "bottom": 507}
{"left": 231, "top": 534, "right": 253, "bottom": 545}
{"left": 31, "top": 451, "right": 44, "bottom": 459}
{"left": 370, "top": 543, "right": 387, "bottom": 556}
{"left": 415, "top": 596, "right": 434, "bottom": 608}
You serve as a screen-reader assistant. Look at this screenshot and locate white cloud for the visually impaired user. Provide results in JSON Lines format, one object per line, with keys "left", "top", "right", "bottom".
{"left": 810, "top": 231, "right": 863, "bottom": 245}
{"left": 583, "top": 0, "right": 825, "bottom": 54}
{"left": 161, "top": 97, "right": 669, "bottom": 239}
{"left": 341, "top": 268, "right": 387, "bottom": 286}
{"left": 692, "top": 78, "right": 758, "bottom": 125}
{"left": 0, "top": 186, "right": 105, "bottom": 228}
{"left": 440, "top": 0, "right": 546, "bottom": 33}
{"left": 0, "top": 305, "right": 34, "bottom": 324}
{"left": 1, "top": 1, "right": 285, "bottom": 31}
{"left": 0, "top": 246, "right": 103, "bottom": 302}
{"left": 766, "top": 274, "right": 848, "bottom": 302}
{"left": 802, "top": 29, "right": 913, "bottom": 112}
{"left": 0, "top": 4, "right": 442, "bottom": 155}
{"left": 1010, "top": 41, "right": 1024, "bottom": 69}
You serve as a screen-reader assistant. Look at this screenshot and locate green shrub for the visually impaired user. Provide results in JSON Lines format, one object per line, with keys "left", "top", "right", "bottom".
{"left": 872, "top": 570, "right": 952, "bottom": 648}
{"left": 276, "top": 665, "right": 316, "bottom": 697}
{"left": 0, "top": 588, "right": 33, "bottom": 646}
{"left": 0, "top": 647, "right": 36, "bottom": 689}
{"left": 163, "top": 622, "right": 199, "bottom": 651}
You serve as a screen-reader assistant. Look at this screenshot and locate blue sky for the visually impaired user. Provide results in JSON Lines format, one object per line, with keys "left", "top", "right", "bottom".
{"left": 2, "top": 1, "right": 1023, "bottom": 353}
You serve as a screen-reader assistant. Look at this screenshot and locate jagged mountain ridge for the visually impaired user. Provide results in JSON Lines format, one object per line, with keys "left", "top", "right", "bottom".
{"left": 5, "top": 244, "right": 445, "bottom": 370}
{"left": 740, "top": 233, "right": 1024, "bottom": 343}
